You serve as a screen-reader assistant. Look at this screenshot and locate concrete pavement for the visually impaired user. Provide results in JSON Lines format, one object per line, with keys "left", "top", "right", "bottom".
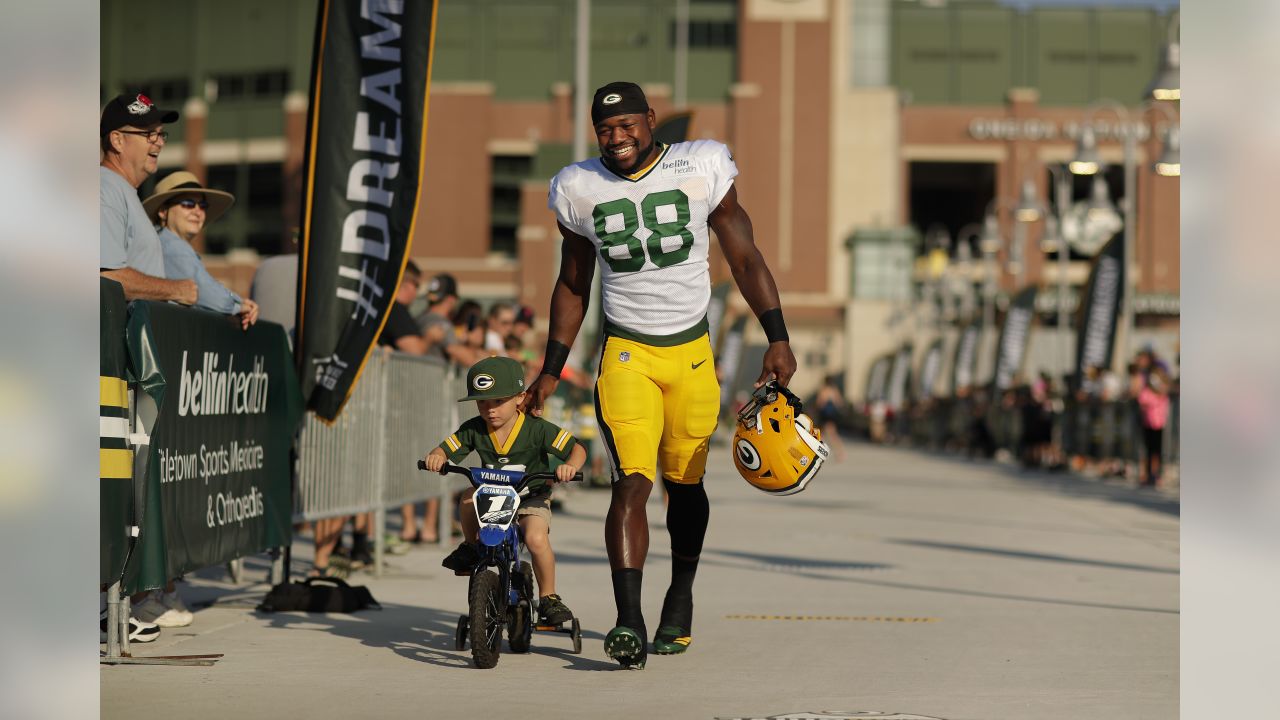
{"left": 102, "top": 441, "right": 1179, "bottom": 720}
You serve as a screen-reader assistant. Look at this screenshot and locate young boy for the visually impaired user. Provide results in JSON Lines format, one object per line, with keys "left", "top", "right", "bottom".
{"left": 423, "top": 356, "right": 586, "bottom": 626}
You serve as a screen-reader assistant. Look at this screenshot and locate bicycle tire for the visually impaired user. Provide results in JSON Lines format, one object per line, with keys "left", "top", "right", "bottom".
{"left": 468, "top": 569, "right": 503, "bottom": 668}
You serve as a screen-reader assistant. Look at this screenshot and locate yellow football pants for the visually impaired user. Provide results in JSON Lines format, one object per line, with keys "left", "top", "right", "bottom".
{"left": 594, "top": 333, "right": 720, "bottom": 484}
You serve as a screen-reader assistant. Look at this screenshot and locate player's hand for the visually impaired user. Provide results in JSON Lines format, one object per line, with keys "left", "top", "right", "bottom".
{"left": 424, "top": 453, "right": 445, "bottom": 473}
{"left": 519, "top": 373, "right": 559, "bottom": 417}
{"left": 555, "top": 464, "right": 578, "bottom": 484}
{"left": 755, "top": 341, "right": 797, "bottom": 388}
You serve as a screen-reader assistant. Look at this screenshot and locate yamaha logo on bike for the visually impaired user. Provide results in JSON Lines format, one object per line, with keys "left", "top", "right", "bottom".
{"left": 735, "top": 439, "right": 762, "bottom": 470}
{"left": 472, "top": 373, "right": 495, "bottom": 391}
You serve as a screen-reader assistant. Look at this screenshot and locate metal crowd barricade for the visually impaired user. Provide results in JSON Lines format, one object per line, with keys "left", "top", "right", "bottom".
{"left": 379, "top": 352, "right": 465, "bottom": 548}
{"left": 295, "top": 348, "right": 470, "bottom": 575}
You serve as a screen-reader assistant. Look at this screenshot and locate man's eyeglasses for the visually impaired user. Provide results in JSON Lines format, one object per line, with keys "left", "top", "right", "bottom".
{"left": 172, "top": 199, "right": 209, "bottom": 210}
{"left": 118, "top": 129, "right": 169, "bottom": 143}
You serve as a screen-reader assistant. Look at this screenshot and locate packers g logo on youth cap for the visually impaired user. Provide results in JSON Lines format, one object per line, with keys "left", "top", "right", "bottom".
{"left": 459, "top": 356, "right": 526, "bottom": 402}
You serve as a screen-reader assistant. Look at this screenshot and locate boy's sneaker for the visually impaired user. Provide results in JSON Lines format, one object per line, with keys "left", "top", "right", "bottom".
{"left": 652, "top": 625, "right": 692, "bottom": 654}
{"left": 99, "top": 609, "right": 161, "bottom": 644}
{"left": 133, "top": 591, "right": 193, "bottom": 628}
{"left": 537, "top": 594, "right": 573, "bottom": 626}
{"left": 441, "top": 541, "right": 480, "bottom": 574}
{"left": 604, "top": 625, "right": 647, "bottom": 669}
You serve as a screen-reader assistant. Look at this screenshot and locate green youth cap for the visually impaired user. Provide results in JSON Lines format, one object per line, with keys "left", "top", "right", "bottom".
{"left": 459, "top": 356, "right": 527, "bottom": 402}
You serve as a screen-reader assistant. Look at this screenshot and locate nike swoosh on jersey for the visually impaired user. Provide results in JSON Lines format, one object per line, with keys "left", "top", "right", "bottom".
{"left": 691, "top": 359, "right": 708, "bottom": 370}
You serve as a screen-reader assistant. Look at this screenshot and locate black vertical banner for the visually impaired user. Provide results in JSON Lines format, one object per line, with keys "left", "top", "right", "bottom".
{"left": 887, "top": 343, "right": 913, "bottom": 411}
{"left": 1073, "top": 234, "right": 1125, "bottom": 389}
{"left": 991, "top": 286, "right": 1038, "bottom": 391}
{"left": 296, "top": 0, "right": 439, "bottom": 421}
{"left": 950, "top": 320, "right": 980, "bottom": 394}
{"left": 917, "top": 337, "right": 944, "bottom": 401}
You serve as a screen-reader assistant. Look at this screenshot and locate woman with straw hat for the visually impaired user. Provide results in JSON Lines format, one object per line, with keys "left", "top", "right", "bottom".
{"left": 143, "top": 171, "right": 258, "bottom": 329}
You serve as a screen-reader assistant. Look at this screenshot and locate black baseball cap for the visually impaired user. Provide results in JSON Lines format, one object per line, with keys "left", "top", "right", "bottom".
{"left": 591, "top": 82, "right": 649, "bottom": 125}
{"left": 101, "top": 93, "right": 179, "bottom": 136}
{"left": 426, "top": 273, "right": 458, "bottom": 303}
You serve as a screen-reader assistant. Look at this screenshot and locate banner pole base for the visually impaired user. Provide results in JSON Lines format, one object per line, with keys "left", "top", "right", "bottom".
{"left": 100, "top": 653, "right": 224, "bottom": 667}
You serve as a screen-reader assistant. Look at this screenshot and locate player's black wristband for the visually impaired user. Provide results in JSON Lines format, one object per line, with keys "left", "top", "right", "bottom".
{"left": 758, "top": 308, "right": 789, "bottom": 344}
{"left": 540, "top": 340, "right": 571, "bottom": 379}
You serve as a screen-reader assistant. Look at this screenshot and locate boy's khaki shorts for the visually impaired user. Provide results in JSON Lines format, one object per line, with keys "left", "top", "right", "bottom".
{"left": 517, "top": 492, "right": 552, "bottom": 526}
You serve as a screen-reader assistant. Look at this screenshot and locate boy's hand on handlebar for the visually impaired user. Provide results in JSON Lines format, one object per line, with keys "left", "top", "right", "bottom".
{"left": 423, "top": 450, "right": 446, "bottom": 473}
{"left": 555, "top": 464, "right": 579, "bottom": 484}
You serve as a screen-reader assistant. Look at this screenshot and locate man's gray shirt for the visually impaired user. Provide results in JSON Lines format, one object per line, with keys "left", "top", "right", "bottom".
{"left": 100, "top": 166, "right": 165, "bottom": 277}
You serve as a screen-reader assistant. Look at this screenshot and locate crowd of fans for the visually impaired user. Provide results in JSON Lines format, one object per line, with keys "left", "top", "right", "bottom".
{"left": 857, "top": 346, "right": 1178, "bottom": 489}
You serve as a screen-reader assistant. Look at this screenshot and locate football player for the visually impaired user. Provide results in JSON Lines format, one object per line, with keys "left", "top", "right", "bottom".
{"left": 521, "top": 82, "right": 796, "bottom": 669}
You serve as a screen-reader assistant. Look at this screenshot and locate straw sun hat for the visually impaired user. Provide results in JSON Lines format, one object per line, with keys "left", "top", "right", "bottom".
{"left": 142, "top": 171, "right": 235, "bottom": 225}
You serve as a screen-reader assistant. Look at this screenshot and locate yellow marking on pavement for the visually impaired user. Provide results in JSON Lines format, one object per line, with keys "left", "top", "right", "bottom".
{"left": 725, "top": 614, "right": 939, "bottom": 623}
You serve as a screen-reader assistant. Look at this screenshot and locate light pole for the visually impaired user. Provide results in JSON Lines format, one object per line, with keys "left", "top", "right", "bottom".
{"left": 1070, "top": 99, "right": 1179, "bottom": 368}
{"left": 1146, "top": 9, "right": 1180, "bottom": 102}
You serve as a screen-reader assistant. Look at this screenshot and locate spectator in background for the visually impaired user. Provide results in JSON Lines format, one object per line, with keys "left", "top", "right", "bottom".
{"left": 511, "top": 304, "right": 535, "bottom": 345}
{"left": 142, "top": 172, "right": 258, "bottom": 329}
{"left": 1136, "top": 366, "right": 1171, "bottom": 488}
{"left": 813, "top": 375, "right": 847, "bottom": 462}
{"left": 379, "top": 261, "right": 427, "bottom": 354}
{"left": 452, "top": 299, "right": 486, "bottom": 356}
{"left": 417, "top": 273, "right": 458, "bottom": 359}
{"left": 100, "top": 93, "right": 196, "bottom": 307}
{"left": 249, "top": 240, "right": 298, "bottom": 347}
{"left": 484, "top": 302, "right": 516, "bottom": 355}
{"left": 418, "top": 273, "right": 485, "bottom": 367}
{"left": 510, "top": 305, "right": 539, "bottom": 364}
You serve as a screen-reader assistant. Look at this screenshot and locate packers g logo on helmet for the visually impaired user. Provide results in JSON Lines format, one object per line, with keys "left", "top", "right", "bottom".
{"left": 732, "top": 381, "right": 830, "bottom": 496}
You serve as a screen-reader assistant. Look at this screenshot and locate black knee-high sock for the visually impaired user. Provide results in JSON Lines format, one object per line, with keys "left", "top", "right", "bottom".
{"left": 661, "top": 478, "right": 709, "bottom": 630}
{"left": 612, "top": 568, "right": 645, "bottom": 632}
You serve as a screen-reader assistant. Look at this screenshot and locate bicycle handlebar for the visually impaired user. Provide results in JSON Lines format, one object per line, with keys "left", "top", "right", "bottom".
{"left": 416, "top": 460, "right": 583, "bottom": 490}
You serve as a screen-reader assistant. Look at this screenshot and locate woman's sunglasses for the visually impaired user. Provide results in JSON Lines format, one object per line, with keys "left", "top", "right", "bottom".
{"left": 173, "top": 199, "right": 209, "bottom": 210}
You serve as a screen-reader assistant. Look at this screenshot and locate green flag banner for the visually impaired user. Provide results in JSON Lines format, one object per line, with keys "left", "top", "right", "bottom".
{"left": 122, "top": 303, "right": 302, "bottom": 593}
{"left": 992, "top": 286, "right": 1038, "bottom": 391}
{"left": 1074, "top": 233, "right": 1125, "bottom": 388}
{"left": 296, "top": 0, "right": 440, "bottom": 421}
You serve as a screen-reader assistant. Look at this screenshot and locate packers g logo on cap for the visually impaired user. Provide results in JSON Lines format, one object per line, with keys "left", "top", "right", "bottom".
{"left": 472, "top": 374, "right": 495, "bottom": 391}
{"left": 602, "top": 93, "right": 622, "bottom": 105}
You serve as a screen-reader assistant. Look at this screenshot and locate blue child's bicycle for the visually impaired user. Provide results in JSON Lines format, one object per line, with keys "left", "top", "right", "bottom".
{"left": 417, "top": 461, "right": 583, "bottom": 668}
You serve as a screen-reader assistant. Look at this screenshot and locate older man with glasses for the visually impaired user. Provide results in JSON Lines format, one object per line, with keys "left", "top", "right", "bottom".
{"left": 99, "top": 93, "right": 197, "bottom": 305}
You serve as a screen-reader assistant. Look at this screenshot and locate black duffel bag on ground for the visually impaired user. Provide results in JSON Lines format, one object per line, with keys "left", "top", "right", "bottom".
{"left": 257, "top": 577, "right": 381, "bottom": 613}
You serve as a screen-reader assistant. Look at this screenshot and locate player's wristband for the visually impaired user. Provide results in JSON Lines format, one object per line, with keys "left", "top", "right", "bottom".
{"left": 540, "top": 340, "right": 571, "bottom": 379}
{"left": 758, "top": 308, "right": 789, "bottom": 344}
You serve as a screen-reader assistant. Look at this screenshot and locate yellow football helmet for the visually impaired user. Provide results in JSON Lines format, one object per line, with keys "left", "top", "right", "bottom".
{"left": 732, "top": 381, "right": 831, "bottom": 496}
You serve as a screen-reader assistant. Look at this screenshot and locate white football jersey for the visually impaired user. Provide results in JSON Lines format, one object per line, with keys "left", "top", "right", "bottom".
{"left": 548, "top": 140, "right": 738, "bottom": 339}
